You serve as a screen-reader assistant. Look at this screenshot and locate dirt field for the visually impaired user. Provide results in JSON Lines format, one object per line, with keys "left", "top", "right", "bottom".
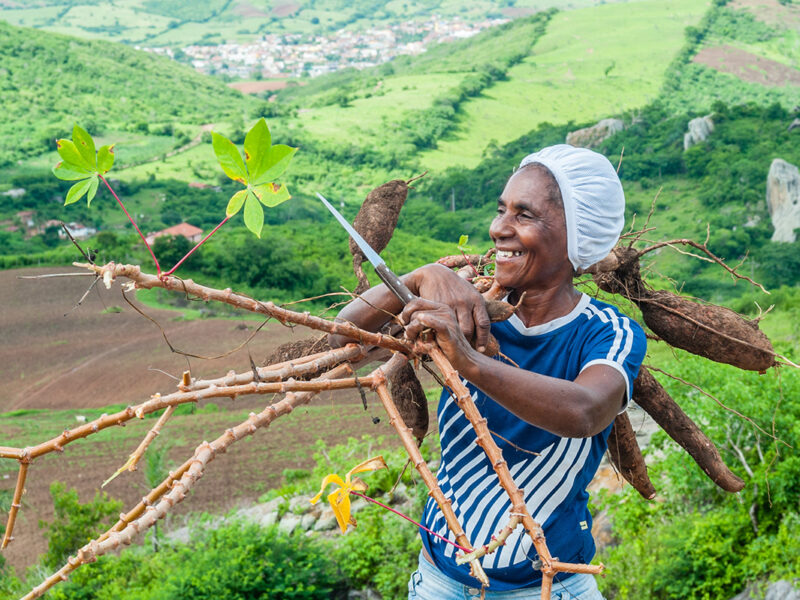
{"left": 272, "top": 2, "right": 300, "bottom": 18}
{"left": 0, "top": 266, "right": 429, "bottom": 570}
{"left": 729, "top": 0, "right": 800, "bottom": 30}
{"left": 693, "top": 45, "right": 800, "bottom": 86}
{"left": 0, "top": 266, "right": 306, "bottom": 411}
{"left": 233, "top": 1, "right": 271, "bottom": 18}
{"left": 229, "top": 80, "right": 291, "bottom": 94}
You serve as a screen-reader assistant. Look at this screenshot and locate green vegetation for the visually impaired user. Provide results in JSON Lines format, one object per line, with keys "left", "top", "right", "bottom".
{"left": 419, "top": 0, "right": 710, "bottom": 170}
{"left": 0, "top": 20, "right": 257, "bottom": 166}
{"left": 598, "top": 353, "right": 800, "bottom": 599}
{"left": 0, "top": 434, "right": 437, "bottom": 600}
{"left": 39, "top": 482, "right": 124, "bottom": 571}
{"left": 661, "top": 2, "right": 800, "bottom": 113}
{"left": 2, "top": 1, "right": 800, "bottom": 597}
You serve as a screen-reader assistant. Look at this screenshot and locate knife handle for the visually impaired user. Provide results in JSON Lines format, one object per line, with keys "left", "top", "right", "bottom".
{"left": 375, "top": 262, "right": 416, "bottom": 304}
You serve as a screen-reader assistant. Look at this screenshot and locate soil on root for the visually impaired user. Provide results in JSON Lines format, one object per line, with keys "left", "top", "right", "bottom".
{"left": 606, "top": 412, "right": 655, "bottom": 500}
{"left": 638, "top": 291, "right": 775, "bottom": 372}
{"left": 592, "top": 250, "right": 775, "bottom": 372}
{"left": 389, "top": 362, "right": 429, "bottom": 444}
{"left": 351, "top": 179, "right": 409, "bottom": 294}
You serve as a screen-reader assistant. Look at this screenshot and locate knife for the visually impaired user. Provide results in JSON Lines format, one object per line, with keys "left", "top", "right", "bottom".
{"left": 316, "top": 192, "right": 416, "bottom": 305}
{"left": 315, "top": 192, "right": 514, "bottom": 356}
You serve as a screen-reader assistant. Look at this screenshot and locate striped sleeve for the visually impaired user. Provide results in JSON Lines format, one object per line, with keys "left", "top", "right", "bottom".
{"left": 580, "top": 302, "right": 647, "bottom": 410}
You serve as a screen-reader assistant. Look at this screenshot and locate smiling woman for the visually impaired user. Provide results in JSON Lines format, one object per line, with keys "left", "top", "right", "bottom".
{"left": 330, "top": 144, "right": 646, "bottom": 599}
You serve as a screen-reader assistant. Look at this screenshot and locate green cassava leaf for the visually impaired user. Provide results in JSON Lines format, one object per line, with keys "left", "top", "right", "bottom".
{"left": 252, "top": 144, "right": 297, "bottom": 185}
{"left": 72, "top": 125, "right": 97, "bottom": 169}
{"left": 226, "top": 189, "right": 248, "bottom": 216}
{"left": 244, "top": 118, "right": 272, "bottom": 183}
{"left": 253, "top": 182, "right": 291, "bottom": 208}
{"left": 97, "top": 145, "right": 115, "bottom": 173}
{"left": 85, "top": 175, "right": 99, "bottom": 206}
{"left": 64, "top": 177, "right": 95, "bottom": 205}
{"left": 212, "top": 131, "right": 248, "bottom": 184}
{"left": 56, "top": 139, "right": 93, "bottom": 171}
{"left": 243, "top": 191, "right": 264, "bottom": 237}
{"left": 53, "top": 162, "right": 92, "bottom": 181}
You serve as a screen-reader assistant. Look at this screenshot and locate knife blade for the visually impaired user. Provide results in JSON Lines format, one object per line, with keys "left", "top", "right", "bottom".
{"left": 316, "top": 192, "right": 415, "bottom": 304}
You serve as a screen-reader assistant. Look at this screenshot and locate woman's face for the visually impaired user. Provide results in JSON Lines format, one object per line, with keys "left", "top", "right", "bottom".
{"left": 489, "top": 167, "right": 573, "bottom": 293}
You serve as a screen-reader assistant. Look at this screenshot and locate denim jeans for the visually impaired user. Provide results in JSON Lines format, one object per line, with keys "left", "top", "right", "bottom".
{"left": 408, "top": 553, "right": 606, "bottom": 600}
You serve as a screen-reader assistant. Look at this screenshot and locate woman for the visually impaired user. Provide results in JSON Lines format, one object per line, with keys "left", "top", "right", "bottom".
{"left": 331, "top": 145, "right": 646, "bottom": 599}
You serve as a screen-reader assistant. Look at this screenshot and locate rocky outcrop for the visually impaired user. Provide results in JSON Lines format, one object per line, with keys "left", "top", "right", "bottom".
{"left": 566, "top": 118, "right": 624, "bottom": 148}
{"left": 684, "top": 115, "right": 714, "bottom": 150}
{"left": 766, "top": 158, "right": 800, "bottom": 242}
{"left": 728, "top": 580, "right": 800, "bottom": 600}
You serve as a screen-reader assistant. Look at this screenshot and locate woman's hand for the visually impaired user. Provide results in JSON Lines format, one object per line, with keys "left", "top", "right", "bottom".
{"left": 409, "top": 264, "right": 492, "bottom": 353}
{"left": 400, "top": 297, "right": 480, "bottom": 374}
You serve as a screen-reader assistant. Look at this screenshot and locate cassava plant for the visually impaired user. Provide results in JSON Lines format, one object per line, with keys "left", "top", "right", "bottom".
{"left": 52, "top": 119, "right": 296, "bottom": 277}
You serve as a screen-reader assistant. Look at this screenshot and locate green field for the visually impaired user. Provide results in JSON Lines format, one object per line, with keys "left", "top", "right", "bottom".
{"left": 419, "top": 0, "right": 709, "bottom": 171}
{"left": 296, "top": 73, "right": 467, "bottom": 145}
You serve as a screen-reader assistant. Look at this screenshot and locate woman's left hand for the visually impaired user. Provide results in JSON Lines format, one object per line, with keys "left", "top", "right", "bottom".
{"left": 400, "top": 298, "right": 479, "bottom": 373}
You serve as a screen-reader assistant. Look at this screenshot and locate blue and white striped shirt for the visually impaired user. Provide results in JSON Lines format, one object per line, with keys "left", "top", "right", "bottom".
{"left": 420, "top": 293, "right": 646, "bottom": 590}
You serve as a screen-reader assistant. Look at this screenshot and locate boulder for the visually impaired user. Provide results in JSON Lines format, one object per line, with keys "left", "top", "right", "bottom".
{"left": 314, "top": 508, "right": 338, "bottom": 531}
{"left": 684, "top": 115, "right": 714, "bottom": 150}
{"left": 766, "top": 158, "right": 800, "bottom": 242}
{"left": 278, "top": 513, "right": 302, "bottom": 535}
{"left": 728, "top": 580, "right": 800, "bottom": 600}
{"left": 565, "top": 118, "right": 624, "bottom": 148}
{"left": 300, "top": 512, "right": 317, "bottom": 531}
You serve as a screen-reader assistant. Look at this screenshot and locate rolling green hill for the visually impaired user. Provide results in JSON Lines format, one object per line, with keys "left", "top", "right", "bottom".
{"left": 0, "top": 20, "right": 259, "bottom": 166}
{"left": 2, "top": 0, "right": 800, "bottom": 313}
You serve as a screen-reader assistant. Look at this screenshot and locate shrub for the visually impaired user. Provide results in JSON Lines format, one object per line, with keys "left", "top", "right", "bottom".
{"left": 39, "top": 482, "right": 123, "bottom": 570}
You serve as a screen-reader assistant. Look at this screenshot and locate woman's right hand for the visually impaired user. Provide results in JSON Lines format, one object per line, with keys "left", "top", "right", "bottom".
{"left": 408, "top": 264, "right": 491, "bottom": 354}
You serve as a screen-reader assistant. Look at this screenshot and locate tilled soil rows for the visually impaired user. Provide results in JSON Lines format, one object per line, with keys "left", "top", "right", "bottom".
{"left": 0, "top": 267, "right": 433, "bottom": 570}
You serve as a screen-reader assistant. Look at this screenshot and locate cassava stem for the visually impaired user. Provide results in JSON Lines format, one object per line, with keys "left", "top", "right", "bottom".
{"left": 455, "top": 515, "right": 522, "bottom": 564}
{"left": 1, "top": 462, "right": 29, "bottom": 549}
{"left": 0, "top": 345, "right": 366, "bottom": 462}
{"left": 102, "top": 405, "right": 176, "bottom": 487}
{"left": 22, "top": 363, "right": 354, "bottom": 600}
{"left": 426, "top": 346, "right": 603, "bottom": 598}
{"left": 76, "top": 262, "right": 412, "bottom": 355}
{"left": 374, "top": 356, "right": 488, "bottom": 585}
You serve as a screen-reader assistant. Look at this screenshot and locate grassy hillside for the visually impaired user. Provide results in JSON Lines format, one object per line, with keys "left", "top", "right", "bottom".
{"left": 420, "top": 0, "right": 709, "bottom": 170}
{"left": 0, "top": 20, "right": 258, "bottom": 165}
{"left": 3, "top": 0, "right": 800, "bottom": 314}
{"left": 1, "top": 0, "right": 627, "bottom": 46}
{"left": 660, "top": 2, "right": 800, "bottom": 113}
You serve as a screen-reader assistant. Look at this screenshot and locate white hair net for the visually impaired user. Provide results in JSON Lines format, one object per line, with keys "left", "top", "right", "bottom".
{"left": 519, "top": 144, "right": 624, "bottom": 271}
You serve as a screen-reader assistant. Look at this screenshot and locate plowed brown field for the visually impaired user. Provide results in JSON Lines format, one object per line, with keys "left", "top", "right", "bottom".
{"left": 0, "top": 267, "right": 432, "bottom": 571}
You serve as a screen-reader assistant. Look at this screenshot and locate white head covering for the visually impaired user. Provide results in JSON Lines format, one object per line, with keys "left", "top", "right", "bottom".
{"left": 519, "top": 144, "right": 624, "bottom": 271}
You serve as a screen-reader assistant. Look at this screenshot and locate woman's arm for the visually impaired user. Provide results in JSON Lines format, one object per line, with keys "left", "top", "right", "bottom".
{"left": 400, "top": 298, "right": 626, "bottom": 438}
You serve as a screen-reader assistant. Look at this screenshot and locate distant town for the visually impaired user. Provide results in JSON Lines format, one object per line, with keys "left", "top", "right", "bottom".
{"left": 139, "top": 16, "right": 508, "bottom": 79}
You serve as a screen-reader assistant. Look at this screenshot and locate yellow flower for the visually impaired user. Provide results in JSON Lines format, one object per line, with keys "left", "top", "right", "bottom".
{"left": 309, "top": 456, "right": 387, "bottom": 533}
